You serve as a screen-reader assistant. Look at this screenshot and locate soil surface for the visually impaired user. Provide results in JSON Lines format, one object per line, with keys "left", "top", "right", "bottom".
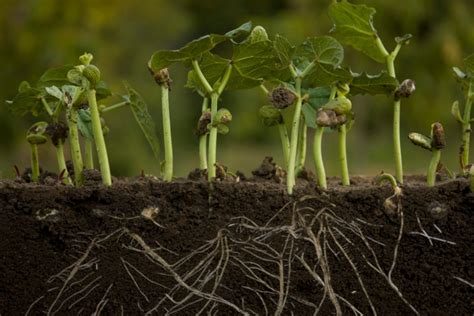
{"left": 0, "top": 166, "right": 473, "bottom": 315}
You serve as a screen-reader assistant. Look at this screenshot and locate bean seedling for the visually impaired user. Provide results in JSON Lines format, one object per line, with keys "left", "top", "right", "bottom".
{"left": 26, "top": 122, "right": 48, "bottom": 182}
{"left": 409, "top": 122, "right": 446, "bottom": 186}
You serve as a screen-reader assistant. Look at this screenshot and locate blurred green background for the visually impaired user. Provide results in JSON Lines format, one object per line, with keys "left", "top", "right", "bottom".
{"left": 1, "top": 0, "right": 473, "bottom": 179}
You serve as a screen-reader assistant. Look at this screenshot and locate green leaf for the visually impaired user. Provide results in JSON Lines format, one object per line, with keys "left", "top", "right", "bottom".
{"left": 45, "top": 86, "right": 63, "bottom": 100}
{"left": 408, "top": 132, "right": 432, "bottom": 151}
{"left": 123, "top": 82, "right": 161, "bottom": 160}
{"left": 295, "top": 36, "right": 344, "bottom": 68}
{"left": 329, "top": 1, "right": 387, "bottom": 63}
{"left": 350, "top": 71, "right": 399, "bottom": 96}
{"left": 148, "top": 22, "right": 252, "bottom": 72}
{"left": 95, "top": 81, "right": 112, "bottom": 101}
{"left": 7, "top": 87, "right": 45, "bottom": 116}
{"left": 274, "top": 35, "right": 295, "bottom": 67}
{"left": 216, "top": 124, "right": 229, "bottom": 135}
{"left": 227, "top": 40, "right": 278, "bottom": 89}
{"left": 302, "top": 87, "right": 331, "bottom": 129}
{"left": 248, "top": 26, "right": 269, "bottom": 43}
{"left": 77, "top": 109, "right": 94, "bottom": 140}
{"left": 185, "top": 52, "right": 229, "bottom": 93}
{"left": 37, "top": 65, "right": 74, "bottom": 88}
{"left": 304, "top": 64, "right": 352, "bottom": 86}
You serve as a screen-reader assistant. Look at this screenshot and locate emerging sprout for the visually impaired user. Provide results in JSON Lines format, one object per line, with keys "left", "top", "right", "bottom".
{"left": 82, "top": 65, "right": 101, "bottom": 88}
{"left": 375, "top": 172, "right": 402, "bottom": 220}
{"left": 27, "top": 122, "right": 49, "bottom": 182}
{"left": 269, "top": 87, "right": 296, "bottom": 109}
{"left": 79, "top": 53, "right": 94, "bottom": 65}
{"left": 394, "top": 79, "right": 416, "bottom": 100}
{"left": 409, "top": 122, "right": 446, "bottom": 186}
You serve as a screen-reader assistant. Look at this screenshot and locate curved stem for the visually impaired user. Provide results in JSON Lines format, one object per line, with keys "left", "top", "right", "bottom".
{"left": 84, "top": 139, "right": 94, "bottom": 169}
{"left": 161, "top": 85, "right": 173, "bottom": 181}
{"left": 199, "top": 98, "right": 209, "bottom": 170}
{"left": 55, "top": 142, "right": 72, "bottom": 184}
{"left": 338, "top": 124, "right": 350, "bottom": 186}
{"left": 296, "top": 117, "right": 307, "bottom": 174}
{"left": 313, "top": 127, "right": 327, "bottom": 189}
{"left": 461, "top": 82, "right": 473, "bottom": 171}
{"left": 427, "top": 149, "right": 441, "bottom": 187}
{"left": 101, "top": 101, "right": 128, "bottom": 113}
{"left": 68, "top": 108, "right": 84, "bottom": 186}
{"left": 30, "top": 144, "right": 40, "bottom": 183}
{"left": 192, "top": 60, "right": 213, "bottom": 95}
{"left": 208, "top": 93, "right": 219, "bottom": 181}
{"left": 286, "top": 78, "right": 303, "bottom": 195}
{"left": 387, "top": 54, "right": 403, "bottom": 183}
{"left": 40, "top": 98, "right": 53, "bottom": 116}
{"left": 88, "top": 89, "right": 112, "bottom": 186}
{"left": 278, "top": 123, "right": 290, "bottom": 168}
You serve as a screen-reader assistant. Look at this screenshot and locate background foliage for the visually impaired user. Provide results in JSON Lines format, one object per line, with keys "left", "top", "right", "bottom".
{"left": 1, "top": 0, "right": 473, "bottom": 178}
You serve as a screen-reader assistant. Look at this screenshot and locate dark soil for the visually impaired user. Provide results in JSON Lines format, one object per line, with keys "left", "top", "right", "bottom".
{"left": 0, "top": 167, "right": 473, "bottom": 315}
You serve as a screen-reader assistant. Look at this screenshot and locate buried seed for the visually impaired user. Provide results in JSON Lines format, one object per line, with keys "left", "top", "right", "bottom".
{"left": 35, "top": 208, "right": 60, "bottom": 221}
{"left": 427, "top": 201, "right": 449, "bottom": 220}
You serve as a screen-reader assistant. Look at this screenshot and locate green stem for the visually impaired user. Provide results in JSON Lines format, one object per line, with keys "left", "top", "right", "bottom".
{"left": 427, "top": 149, "right": 441, "bottom": 187}
{"left": 84, "top": 139, "right": 94, "bottom": 169}
{"left": 101, "top": 101, "right": 128, "bottom": 113}
{"left": 387, "top": 54, "right": 403, "bottom": 184}
{"left": 338, "top": 124, "right": 350, "bottom": 186}
{"left": 313, "top": 127, "right": 327, "bottom": 189}
{"left": 199, "top": 98, "right": 209, "bottom": 170}
{"left": 208, "top": 93, "right": 219, "bottom": 181}
{"left": 30, "top": 144, "right": 40, "bottom": 182}
{"left": 88, "top": 89, "right": 112, "bottom": 186}
{"left": 259, "top": 84, "right": 269, "bottom": 95}
{"left": 161, "top": 85, "right": 173, "bottom": 181}
{"left": 296, "top": 117, "right": 307, "bottom": 174}
{"left": 461, "top": 82, "right": 473, "bottom": 170}
{"left": 40, "top": 98, "right": 53, "bottom": 116}
{"left": 192, "top": 60, "right": 213, "bottom": 95}
{"left": 277, "top": 123, "right": 290, "bottom": 168}
{"left": 286, "top": 78, "right": 303, "bottom": 195}
{"left": 68, "top": 108, "right": 84, "bottom": 186}
{"left": 55, "top": 142, "right": 72, "bottom": 184}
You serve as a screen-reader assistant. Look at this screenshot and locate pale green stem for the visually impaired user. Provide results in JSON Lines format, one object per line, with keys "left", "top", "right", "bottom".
{"left": 278, "top": 123, "right": 290, "bottom": 168}
{"left": 40, "top": 98, "right": 53, "bottom": 116}
{"left": 207, "top": 65, "right": 232, "bottom": 181}
{"left": 427, "top": 149, "right": 441, "bottom": 187}
{"left": 84, "top": 139, "right": 94, "bottom": 169}
{"left": 55, "top": 142, "right": 72, "bottom": 184}
{"left": 30, "top": 144, "right": 40, "bottom": 182}
{"left": 199, "top": 98, "right": 209, "bottom": 170}
{"left": 461, "top": 82, "right": 473, "bottom": 170}
{"left": 192, "top": 60, "right": 213, "bottom": 95}
{"left": 208, "top": 93, "right": 219, "bottom": 181}
{"left": 296, "top": 117, "right": 307, "bottom": 174}
{"left": 68, "top": 108, "right": 84, "bottom": 186}
{"left": 338, "top": 124, "right": 350, "bottom": 186}
{"left": 259, "top": 84, "right": 269, "bottom": 95}
{"left": 313, "top": 127, "right": 326, "bottom": 189}
{"left": 88, "top": 89, "right": 112, "bottom": 186}
{"left": 101, "top": 101, "right": 128, "bottom": 113}
{"left": 286, "top": 78, "right": 302, "bottom": 195}
{"left": 161, "top": 85, "right": 173, "bottom": 181}
{"left": 387, "top": 53, "right": 403, "bottom": 184}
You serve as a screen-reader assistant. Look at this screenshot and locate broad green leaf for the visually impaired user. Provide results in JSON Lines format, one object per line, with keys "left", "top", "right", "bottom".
{"left": 95, "top": 81, "right": 112, "bottom": 101}
{"left": 295, "top": 36, "right": 344, "bottom": 68}
{"left": 329, "top": 1, "right": 387, "bottom": 63}
{"left": 148, "top": 22, "right": 252, "bottom": 72}
{"left": 77, "top": 109, "right": 94, "bottom": 140}
{"left": 274, "top": 35, "right": 295, "bottom": 67}
{"left": 6, "top": 87, "right": 44, "bottom": 116}
{"left": 123, "top": 82, "right": 161, "bottom": 160}
{"left": 37, "top": 65, "right": 74, "bottom": 88}
{"left": 302, "top": 87, "right": 331, "bottom": 129}
{"left": 350, "top": 71, "right": 399, "bottom": 96}
{"left": 304, "top": 63, "right": 352, "bottom": 86}
{"left": 227, "top": 40, "right": 278, "bottom": 89}
{"left": 185, "top": 52, "right": 229, "bottom": 93}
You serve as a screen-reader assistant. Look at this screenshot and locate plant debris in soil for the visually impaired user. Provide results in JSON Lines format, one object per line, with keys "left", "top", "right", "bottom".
{"left": 0, "top": 165, "right": 473, "bottom": 315}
